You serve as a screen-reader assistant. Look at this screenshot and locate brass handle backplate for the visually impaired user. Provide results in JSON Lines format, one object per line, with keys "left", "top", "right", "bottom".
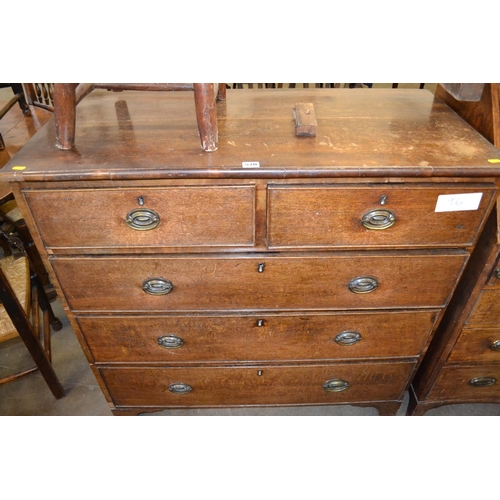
{"left": 348, "top": 276, "right": 379, "bottom": 294}
{"left": 490, "top": 340, "right": 500, "bottom": 352}
{"left": 142, "top": 278, "right": 173, "bottom": 295}
{"left": 126, "top": 208, "right": 160, "bottom": 231}
{"left": 469, "top": 376, "right": 497, "bottom": 387}
{"left": 158, "top": 335, "right": 184, "bottom": 349}
{"left": 168, "top": 383, "right": 193, "bottom": 394}
{"left": 361, "top": 209, "right": 396, "bottom": 230}
{"left": 323, "top": 379, "right": 350, "bottom": 392}
{"left": 335, "top": 331, "right": 362, "bottom": 346}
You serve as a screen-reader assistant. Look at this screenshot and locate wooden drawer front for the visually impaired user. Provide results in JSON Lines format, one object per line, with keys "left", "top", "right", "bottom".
{"left": 268, "top": 185, "right": 496, "bottom": 249}
{"left": 53, "top": 252, "right": 467, "bottom": 312}
{"left": 448, "top": 329, "right": 500, "bottom": 363}
{"left": 427, "top": 365, "right": 500, "bottom": 401}
{"left": 78, "top": 310, "right": 438, "bottom": 363}
{"left": 465, "top": 290, "right": 500, "bottom": 328}
{"left": 100, "top": 362, "right": 415, "bottom": 407}
{"left": 24, "top": 186, "right": 255, "bottom": 249}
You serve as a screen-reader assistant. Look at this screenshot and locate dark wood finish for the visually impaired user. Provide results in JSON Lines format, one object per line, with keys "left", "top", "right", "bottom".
{"left": 77, "top": 310, "right": 439, "bottom": 363}
{"left": 3, "top": 89, "right": 500, "bottom": 415}
{"left": 100, "top": 361, "right": 415, "bottom": 407}
{"left": 294, "top": 103, "right": 317, "bottom": 136}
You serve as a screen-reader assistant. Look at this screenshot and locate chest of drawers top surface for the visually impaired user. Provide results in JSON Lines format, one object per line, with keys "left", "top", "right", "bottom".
{"left": 3, "top": 88, "right": 500, "bottom": 182}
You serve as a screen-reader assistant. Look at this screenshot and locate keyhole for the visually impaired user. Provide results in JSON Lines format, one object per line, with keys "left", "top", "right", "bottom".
{"left": 257, "top": 370, "right": 263, "bottom": 376}
{"left": 257, "top": 319, "right": 265, "bottom": 327}
{"left": 138, "top": 196, "right": 145, "bottom": 206}
{"left": 258, "top": 263, "right": 265, "bottom": 273}
{"left": 379, "top": 195, "right": 387, "bottom": 205}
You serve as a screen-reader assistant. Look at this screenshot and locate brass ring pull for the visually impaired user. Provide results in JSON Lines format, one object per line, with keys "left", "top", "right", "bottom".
{"left": 490, "top": 340, "right": 500, "bottom": 352}
{"left": 469, "top": 376, "right": 497, "bottom": 387}
{"left": 125, "top": 208, "right": 160, "bottom": 231}
{"left": 335, "top": 331, "right": 362, "bottom": 346}
{"left": 362, "top": 209, "right": 396, "bottom": 230}
{"left": 323, "top": 379, "right": 350, "bottom": 392}
{"left": 142, "top": 278, "right": 173, "bottom": 295}
{"left": 348, "top": 276, "right": 379, "bottom": 294}
{"left": 168, "top": 383, "right": 192, "bottom": 394}
{"left": 158, "top": 335, "right": 184, "bottom": 349}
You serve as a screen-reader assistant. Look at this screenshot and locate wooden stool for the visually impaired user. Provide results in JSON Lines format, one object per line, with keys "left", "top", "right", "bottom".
{"left": 53, "top": 83, "right": 226, "bottom": 152}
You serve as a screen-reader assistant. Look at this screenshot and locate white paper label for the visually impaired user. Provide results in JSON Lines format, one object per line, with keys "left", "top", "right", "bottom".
{"left": 242, "top": 161, "right": 260, "bottom": 168}
{"left": 435, "top": 193, "right": 483, "bottom": 212}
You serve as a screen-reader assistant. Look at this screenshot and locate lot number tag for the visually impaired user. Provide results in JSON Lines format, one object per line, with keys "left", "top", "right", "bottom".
{"left": 435, "top": 193, "right": 483, "bottom": 212}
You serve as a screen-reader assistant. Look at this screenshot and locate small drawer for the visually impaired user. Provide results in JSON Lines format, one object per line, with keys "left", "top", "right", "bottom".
{"left": 268, "top": 184, "right": 496, "bottom": 249}
{"left": 78, "top": 310, "right": 439, "bottom": 363}
{"left": 99, "top": 361, "right": 416, "bottom": 407}
{"left": 427, "top": 365, "right": 500, "bottom": 402}
{"left": 52, "top": 251, "right": 468, "bottom": 312}
{"left": 24, "top": 185, "right": 255, "bottom": 250}
{"left": 465, "top": 289, "right": 500, "bottom": 328}
{"left": 448, "top": 328, "right": 500, "bottom": 363}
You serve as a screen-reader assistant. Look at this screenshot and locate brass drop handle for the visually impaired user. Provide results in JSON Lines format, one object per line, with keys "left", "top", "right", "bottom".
{"left": 323, "top": 379, "right": 350, "bottom": 392}
{"left": 126, "top": 208, "right": 160, "bottom": 230}
{"left": 469, "top": 377, "right": 497, "bottom": 387}
{"left": 490, "top": 340, "right": 500, "bottom": 352}
{"left": 335, "top": 331, "right": 362, "bottom": 346}
{"left": 168, "top": 382, "right": 192, "bottom": 394}
{"left": 348, "top": 276, "right": 379, "bottom": 294}
{"left": 142, "top": 278, "right": 173, "bottom": 295}
{"left": 362, "top": 209, "right": 396, "bottom": 230}
{"left": 158, "top": 335, "right": 184, "bottom": 349}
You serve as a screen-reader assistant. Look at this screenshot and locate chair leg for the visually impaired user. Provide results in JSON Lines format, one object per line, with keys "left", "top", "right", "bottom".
{"left": 14, "top": 219, "right": 57, "bottom": 300}
{"left": 0, "top": 269, "right": 65, "bottom": 399}
{"left": 193, "top": 83, "right": 218, "bottom": 152}
{"left": 53, "top": 83, "right": 77, "bottom": 150}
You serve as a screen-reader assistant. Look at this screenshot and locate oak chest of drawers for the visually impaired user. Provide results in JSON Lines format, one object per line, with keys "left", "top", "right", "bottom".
{"left": 3, "top": 88, "right": 500, "bottom": 415}
{"left": 409, "top": 203, "right": 500, "bottom": 414}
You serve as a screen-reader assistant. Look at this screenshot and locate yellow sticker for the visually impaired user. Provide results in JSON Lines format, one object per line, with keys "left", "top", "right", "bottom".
{"left": 12, "top": 166, "right": 27, "bottom": 170}
{"left": 488, "top": 159, "right": 500, "bottom": 163}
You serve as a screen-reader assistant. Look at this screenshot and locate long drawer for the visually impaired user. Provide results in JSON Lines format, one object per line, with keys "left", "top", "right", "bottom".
{"left": 78, "top": 310, "right": 439, "bottom": 363}
{"left": 24, "top": 185, "right": 255, "bottom": 249}
{"left": 268, "top": 184, "right": 496, "bottom": 249}
{"left": 52, "top": 252, "right": 468, "bottom": 312}
{"left": 100, "top": 361, "right": 416, "bottom": 407}
{"left": 427, "top": 365, "right": 500, "bottom": 401}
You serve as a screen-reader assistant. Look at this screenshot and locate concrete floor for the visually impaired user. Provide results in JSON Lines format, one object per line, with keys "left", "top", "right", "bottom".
{"left": 1, "top": 84, "right": 500, "bottom": 416}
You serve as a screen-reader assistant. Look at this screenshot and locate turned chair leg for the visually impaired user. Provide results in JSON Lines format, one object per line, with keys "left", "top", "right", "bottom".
{"left": 193, "top": 83, "right": 218, "bottom": 152}
{"left": 53, "top": 83, "right": 77, "bottom": 150}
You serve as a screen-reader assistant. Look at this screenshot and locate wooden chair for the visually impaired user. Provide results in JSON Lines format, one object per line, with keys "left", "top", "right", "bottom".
{"left": 0, "top": 228, "right": 65, "bottom": 399}
{"left": 53, "top": 83, "right": 226, "bottom": 152}
{"left": 0, "top": 84, "right": 31, "bottom": 150}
